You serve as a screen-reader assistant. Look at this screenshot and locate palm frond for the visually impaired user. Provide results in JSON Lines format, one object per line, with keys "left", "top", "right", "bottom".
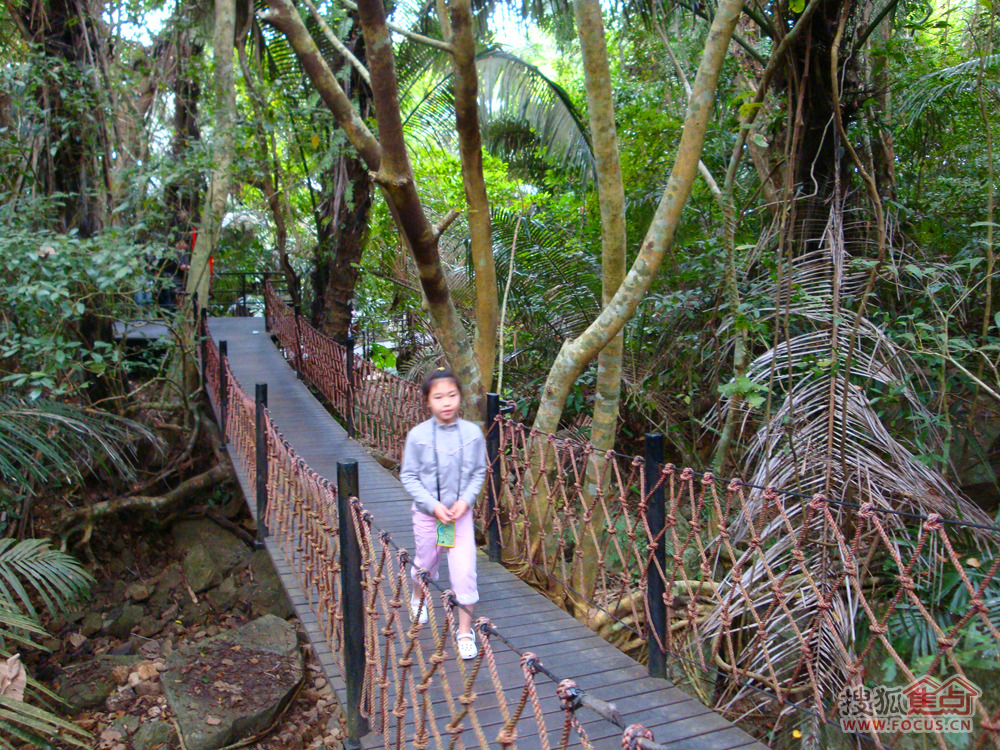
{"left": 900, "top": 52, "right": 1000, "bottom": 125}
{"left": 0, "top": 601, "right": 46, "bottom": 652}
{"left": 404, "top": 49, "right": 595, "bottom": 181}
{"left": 0, "top": 539, "right": 92, "bottom": 622}
{"left": 0, "top": 397, "right": 154, "bottom": 493}
{"left": 704, "top": 200, "right": 994, "bottom": 728}
{"left": 0, "top": 694, "right": 90, "bottom": 750}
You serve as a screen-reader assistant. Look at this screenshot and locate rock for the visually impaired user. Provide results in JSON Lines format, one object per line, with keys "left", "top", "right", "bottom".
{"left": 111, "top": 664, "right": 131, "bottom": 686}
{"left": 162, "top": 615, "right": 303, "bottom": 750}
{"left": 110, "top": 604, "right": 145, "bottom": 640}
{"left": 183, "top": 544, "right": 221, "bottom": 593}
{"left": 151, "top": 565, "right": 184, "bottom": 610}
{"left": 128, "top": 660, "right": 159, "bottom": 686}
{"left": 111, "top": 713, "right": 141, "bottom": 737}
{"left": 105, "top": 685, "right": 137, "bottom": 712}
{"left": 240, "top": 551, "right": 293, "bottom": 620}
{"left": 133, "top": 720, "right": 179, "bottom": 750}
{"left": 110, "top": 640, "right": 135, "bottom": 656}
{"left": 207, "top": 577, "right": 237, "bottom": 613}
{"left": 135, "top": 680, "right": 163, "bottom": 697}
{"left": 56, "top": 655, "right": 142, "bottom": 712}
{"left": 126, "top": 582, "right": 153, "bottom": 602}
{"left": 179, "top": 597, "right": 212, "bottom": 625}
{"left": 138, "top": 616, "right": 163, "bottom": 639}
{"left": 81, "top": 612, "right": 104, "bottom": 638}
{"left": 173, "top": 520, "right": 251, "bottom": 577}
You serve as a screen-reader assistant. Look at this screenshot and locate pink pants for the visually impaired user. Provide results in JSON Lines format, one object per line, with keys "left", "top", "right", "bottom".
{"left": 410, "top": 507, "right": 478, "bottom": 606}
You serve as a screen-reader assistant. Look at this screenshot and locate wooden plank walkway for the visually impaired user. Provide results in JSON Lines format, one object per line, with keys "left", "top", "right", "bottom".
{"left": 208, "top": 317, "right": 766, "bottom": 750}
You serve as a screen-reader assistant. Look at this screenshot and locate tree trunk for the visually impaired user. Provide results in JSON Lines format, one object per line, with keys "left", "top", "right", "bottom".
{"left": 571, "top": 0, "right": 627, "bottom": 600}
{"left": 312, "top": 153, "right": 372, "bottom": 340}
{"left": 22, "top": 0, "right": 105, "bottom": 237}
{"left": 165, "top": 26, "right": 203, "bottom": 241}
{"left": 237, "top": 34, "right": 300, "bottom": 308}
{"left": 448, "top": 0, "right": 498, "bottom": 391}
{"left": 188, "top": 0, "right": 236, "bottom": 309}
{"left": 308, "top": 14, "right": 372, "bottom": 342}
{"left": 532, "top": 0, "right": 745, "bottom": 435}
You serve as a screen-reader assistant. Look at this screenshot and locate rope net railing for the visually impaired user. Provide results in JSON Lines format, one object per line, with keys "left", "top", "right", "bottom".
{"left": 487, "top": 420, "right": 1000, "bottom": 747}
{"left": 255, "top": 285, "right": 1000, "bottom": 747}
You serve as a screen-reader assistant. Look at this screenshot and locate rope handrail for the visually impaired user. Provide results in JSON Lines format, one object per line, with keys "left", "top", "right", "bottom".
{"left": 258, "top": 281, "right": 1000, "bottom": 748}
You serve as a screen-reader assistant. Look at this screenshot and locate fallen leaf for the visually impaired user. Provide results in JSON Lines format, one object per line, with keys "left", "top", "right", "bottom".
{"left": 0, "top": 655, "right": 26, "bottom": 701}
{"left": 67, "top": 633, "right": 87, "bottom": 649}
{"left": 206, "top": 716, "right": 222, "bottom": 726}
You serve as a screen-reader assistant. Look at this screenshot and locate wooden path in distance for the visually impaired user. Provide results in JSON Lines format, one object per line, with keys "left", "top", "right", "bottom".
{"left": 208, "top": 317, "right": 767, "bottom": 750}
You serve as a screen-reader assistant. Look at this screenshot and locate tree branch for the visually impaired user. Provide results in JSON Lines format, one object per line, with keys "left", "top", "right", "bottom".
{"left": 260, "top": 0, "right": 382, "bottom": 170}
{"left": 532, "top": 0, "right": 745, "bottom": 434}
{"left": 303, "top": 0, "right": 371, "bottom": 85}
{"left": 61, "top": 463, "right": 234, "bottom": 525}
{"left": 449, "top": 0, "right": 498, "bottom": 390}
{"left": 338, "top": 0, "right": 452, "bottom": 52}
{"left": 433, "top": 208, "right": 461, "bottom": 237}
{"left": 658, "top": 23, "right": 723, "bottom": 202}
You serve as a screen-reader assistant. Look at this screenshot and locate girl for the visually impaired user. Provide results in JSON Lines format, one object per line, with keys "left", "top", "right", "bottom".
{"left": 400, "top": 369, "right": 486, "bottom": 660}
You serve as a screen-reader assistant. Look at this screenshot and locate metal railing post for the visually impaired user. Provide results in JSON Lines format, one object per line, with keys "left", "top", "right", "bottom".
{"left": 199, "top": 307, "right": 208, "bottom": 388}
{"left": 645, "top": 432, "right": 667, "bottom": 679}
{"left": 240, "top": 272, "right": 248, "bottom": 317}
{"left": 262, "top": 273, "right": 270, "bottom": 332}
{"left": 255, "top": 384, "right": 269, "bottom": 548}
{"left": 345, "top": 335, "right": 355, "bottom": 439}
{"left": 337, "top": 461, "right": 369, "bottom": 744}
{"left": 486, "top": 393, "right": 503, "bottom": 563}
{"left": 293, "top": 304, "right": 304, "bottom": 380}
{"left": 219, "top": 341, "right": 229, "bottom": 447}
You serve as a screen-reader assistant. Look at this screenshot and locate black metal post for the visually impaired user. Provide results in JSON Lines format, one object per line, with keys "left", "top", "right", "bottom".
{"left": 263, "top": 272, "right": 270, "bottom": 332}
{"left": 199, "top": 308, "right": 208, "bottom": 388}
{"left": 337, "top": 461, "right": 368, "bottom": 744}
{"left": 293, "top": 304, "right": 304, "bottom": 379}
{"left": 240, "top": 272, "right": 248, "bottom": 317}
{"left": 219, "top": 341, "right": 229, "bottom": 447}
{"left": 255, "top": 384, "right": 269, "bottom": 548}
{"left": 645, "top": 432, "right": 667, "bottom": 679}
{"left": 345, "top": 335, "right": 355, "bottom": 438}
{"left": 486, "top": 393, "right": 503, "bottom": 563}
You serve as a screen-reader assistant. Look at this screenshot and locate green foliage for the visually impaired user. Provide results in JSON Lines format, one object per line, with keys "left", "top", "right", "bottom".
{"left": 0, "top": 538, "right": 92, "bottom": 749}
{"left": 0, "top": 396, "right": 153, "bottom": 496}
{"left": 0, "top": 196, "right": 152, "bottom": 399}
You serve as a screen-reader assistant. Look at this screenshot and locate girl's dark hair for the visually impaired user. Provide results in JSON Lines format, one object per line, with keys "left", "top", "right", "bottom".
{"left": 421, "top": 367, "right": 462, "bottom": 399}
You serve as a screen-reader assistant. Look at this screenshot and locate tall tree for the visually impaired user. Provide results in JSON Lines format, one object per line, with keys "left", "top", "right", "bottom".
{"left": 532, "top": 0, "right": 745, "bottom": 435}
{"left": 262, "top": 0, "right": 487, "bottom": 416}
{"left": 188, "top": 0, "right": 237, "bottom": 308}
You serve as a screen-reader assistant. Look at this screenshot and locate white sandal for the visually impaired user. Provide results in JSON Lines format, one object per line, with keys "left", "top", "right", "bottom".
{"left": 456, "top": 632, "right": 478, "bottom": 661}
{"left": 410, "top": 598, "right": 428, "bottom": 625}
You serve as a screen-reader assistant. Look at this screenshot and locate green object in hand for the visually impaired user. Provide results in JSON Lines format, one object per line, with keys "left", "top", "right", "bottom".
{"left": 436, "top": 519, "right": 455, "bottom": 547}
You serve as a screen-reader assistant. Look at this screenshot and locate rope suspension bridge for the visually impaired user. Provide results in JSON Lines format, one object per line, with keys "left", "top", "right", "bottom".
{"left": 190, "top": 276, "right": 1000, "bottom": 750}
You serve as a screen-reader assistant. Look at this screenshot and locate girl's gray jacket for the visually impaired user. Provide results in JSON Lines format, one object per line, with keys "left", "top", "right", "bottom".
{"left": 400, "top": 417, "right": 486, "bottom": 516}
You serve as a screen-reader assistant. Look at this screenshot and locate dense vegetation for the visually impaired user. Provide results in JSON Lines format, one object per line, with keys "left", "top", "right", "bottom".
{"left": 0, "top": 0, "right": 997, "bottom": 746}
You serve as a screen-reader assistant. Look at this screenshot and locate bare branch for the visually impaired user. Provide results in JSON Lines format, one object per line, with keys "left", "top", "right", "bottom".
{"left": 303, "top": 0, "right": 371, "bottom": 85}
{"left": 338, "top": 0, "right": 453, "bottom": 52}
{"left": 61, "top": 463, "right": 234, "bottom": 525}
{"left": 433, "top": 208, "right": 461, "bottom": 237}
